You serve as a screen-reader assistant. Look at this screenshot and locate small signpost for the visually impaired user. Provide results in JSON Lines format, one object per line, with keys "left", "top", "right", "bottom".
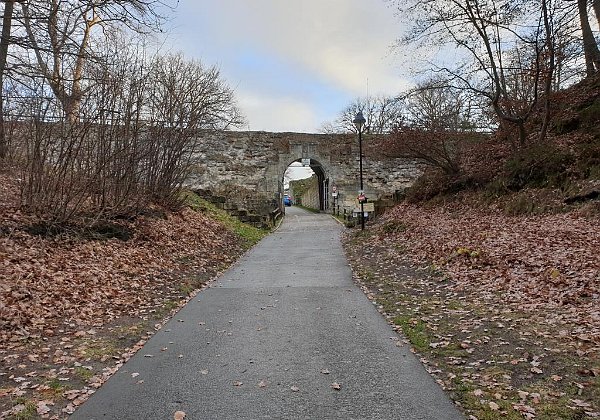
{"left": 332, "top": 185, "right": 337, "bottom": 197}
{"left": 301, "top": 158, "right": 310, "bottom": 167}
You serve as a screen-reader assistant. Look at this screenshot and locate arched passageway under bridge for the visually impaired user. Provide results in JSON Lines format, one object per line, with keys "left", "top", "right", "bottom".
{"left": 185, "top": 131, "right": 422, "bottom": 222}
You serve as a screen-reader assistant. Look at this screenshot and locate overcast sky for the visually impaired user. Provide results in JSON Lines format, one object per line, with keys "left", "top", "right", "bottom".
{"left": 160, "top": 0, "right": 411, "bottom": 133}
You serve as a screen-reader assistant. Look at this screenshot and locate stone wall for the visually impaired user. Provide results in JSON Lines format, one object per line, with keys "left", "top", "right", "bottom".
{"left": 185, "top": 130, "right": 422, "bottom": 215}
{"left": 290, "top": 176, "right": 319, "bottom": 209}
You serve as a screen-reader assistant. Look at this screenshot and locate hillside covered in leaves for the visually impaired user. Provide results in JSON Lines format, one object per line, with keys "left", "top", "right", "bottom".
{"left": 0, "top": 173, "right": 266, "bottom": 418}
{"left": 344, "top": 75, "right": 600, "bottom": 419}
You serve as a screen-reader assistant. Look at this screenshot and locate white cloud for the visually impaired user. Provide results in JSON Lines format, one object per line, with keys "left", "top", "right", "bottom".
{"left": 237, "top": 91, "right": 318, "bottom": 133}
{"left": 164, "top": 0, "right": 414, "bottom": 131}
{"left": 194, "top": 0, "right": 411, "bottom": 95}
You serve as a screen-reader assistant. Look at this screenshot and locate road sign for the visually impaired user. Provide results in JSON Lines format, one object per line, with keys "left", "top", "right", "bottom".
{"left": 332, "top": 185, "right": 337, "bottom": 193}
{"left": 301, "top": 158, "right": 310, "bottom": 167}
{"left": 354, "top": 201, "right": 374, "bottom": 212}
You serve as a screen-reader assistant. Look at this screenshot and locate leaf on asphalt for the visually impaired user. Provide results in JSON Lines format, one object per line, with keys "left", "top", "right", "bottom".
{"left": 331, "top": 382, "right": 341, "bottom": 390}
{"left": 200, "top": 370, "right": 208, "bottom": 375}
{"left": 320, "top": 369, "right": 330, "bottom": 375}
{"left": 290, "top": 386, "right": 300, "bottom": 392}
{"left": 131, "top": 372, "right": 139, "bottom": 378}
{"left": 258, "top": 380, "right": 267, "bottom": 388}
{"left": 174, "top": 410, "right": 186, "bottom": 420}
{"left": 233, "top": 381, "right": 243, "bottom": 387}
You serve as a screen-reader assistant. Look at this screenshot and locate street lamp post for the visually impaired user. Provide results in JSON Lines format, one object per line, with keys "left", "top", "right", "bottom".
{"left": 353, "top": 111, "right": 366, "bottom": 230}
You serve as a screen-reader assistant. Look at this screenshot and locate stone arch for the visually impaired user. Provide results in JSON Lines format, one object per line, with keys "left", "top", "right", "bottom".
{"left": 186, "top": 130, "right": 421, "bottom": 223}
{"left": 280, "top": 157, "right": 330, "bottom": 211}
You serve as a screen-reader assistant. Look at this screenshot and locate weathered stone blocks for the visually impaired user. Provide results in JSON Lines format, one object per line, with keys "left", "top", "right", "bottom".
{"left": 186, "top": 130, "right": 421, "bottom": 216}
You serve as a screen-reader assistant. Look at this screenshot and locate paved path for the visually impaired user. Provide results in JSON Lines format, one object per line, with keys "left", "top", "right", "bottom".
{"left": 73, "top": 207, "right": 463, "bottom": 419}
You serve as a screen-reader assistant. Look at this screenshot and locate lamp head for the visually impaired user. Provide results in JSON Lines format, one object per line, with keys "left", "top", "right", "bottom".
{"left": 353, "top": 111, "right": 366, "bottom": 132}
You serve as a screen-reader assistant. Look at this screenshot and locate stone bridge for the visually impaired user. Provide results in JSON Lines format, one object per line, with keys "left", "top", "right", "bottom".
{"left": 186, "top": 131, "right": 421, "bottom": 222}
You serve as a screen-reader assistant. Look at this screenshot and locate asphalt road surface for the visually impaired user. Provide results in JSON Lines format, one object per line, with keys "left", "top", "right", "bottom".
{"left": 73, "top": 206, "right": 463, "bottom": 420}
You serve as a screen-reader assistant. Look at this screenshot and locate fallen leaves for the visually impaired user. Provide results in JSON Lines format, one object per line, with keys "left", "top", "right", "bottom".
{"left": 488, "top": 401, "right": 500, "bottom": 411}
{"left": 379, "top": 202, "right": 600, "bottom": 345}
{"left": 343, "top": 198, "right": 600, "bottom": 419}
{"left": 36, "top": 400, "right": 52, "bottom": 416}
{"left": 174, "top": 410, "right": 186, "bottom": 420}
{"left": 0, "top": 173, "right": 249, "bottom": 418}
{"left": 1, "top": 186, "right": 243, "bottom": 348}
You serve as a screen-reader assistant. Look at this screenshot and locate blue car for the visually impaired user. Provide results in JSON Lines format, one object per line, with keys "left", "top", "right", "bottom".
{"left": 283, "top": 195, "right": 292, "bottom": 206}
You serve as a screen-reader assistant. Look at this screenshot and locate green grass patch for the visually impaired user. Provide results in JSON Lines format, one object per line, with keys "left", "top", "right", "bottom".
{"left": 178, "top": 282, "right": 197, "bottom": 296}
{"left": 450, "top": 380, "right": 523, "bottom": 420}
{"left": 182, "top": 191, "right": 268, "bottom": 249}
{"left": 73, "top": 366, "right": 94, "bottom": 382}
{"left": 77, "top": 338, "right": 119, "bottom": 360}
{"left": 393, "top": 314, "right": 430, "bottom": 352}
{"left": 381, "top": 220, "right": 407, "bottom": 234}
{"left": 11, "top": 399, "right": 37, "bottom": 420}
{"left": 153, "top": 299, "right": 179, "bottom": 319}
{"left": 41, "top": 377, "right": 72, "bottom": 399}
{"left": 360, "top": 269, "right": 376, "bottom": 283}
{"left": 113, "top": 322, "right": 147, "bottom": 338}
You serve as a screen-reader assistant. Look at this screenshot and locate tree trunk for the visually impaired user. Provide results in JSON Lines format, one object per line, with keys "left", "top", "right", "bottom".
{"left": 518, "top": 122, "right": 527, "bottom": 147}
{"left": 578, "top": 0, "right": 600, "bottom": 76}
{"left": 593, "top": 0, "right": 600, "bottom": 29}
{"left": 0, "top": 0, "right": 16, "bottom": 159}
{"left": 539, "top": 0, "right": 555, "bottom": 144}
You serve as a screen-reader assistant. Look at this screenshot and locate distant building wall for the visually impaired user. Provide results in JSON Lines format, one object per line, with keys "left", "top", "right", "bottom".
{"left": 290, "top": 176, "right": 319, "bottom": 209}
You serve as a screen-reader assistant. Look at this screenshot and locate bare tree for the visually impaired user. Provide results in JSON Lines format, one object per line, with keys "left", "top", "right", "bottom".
{"left": 396, "top": 0, "right": 561, "bottom": 146}
{"left": 320, "top": 95, "right": 405, "bottom": 134}
{"left": 143, "top": 53, "right": 244, "bottom": 202}
{"left": 0, "top": 0, "right": 20, "bottom": 159}
{"left": 405, "top": 79, "right": 482, "bottom": 131}
{"left": 576, "top": 0, "right": 600, "bottom": 76}
{"left": 594, "top": 0, "right": 600, "bottom": 27}
{"left": 380, "top": 128, "right": 471, "bottom": 175}
{"left": 19, "top": 0, "right": 168, "bottom": 122}
{"left": 20, "top": 43, "right": 244, "bottom": 224}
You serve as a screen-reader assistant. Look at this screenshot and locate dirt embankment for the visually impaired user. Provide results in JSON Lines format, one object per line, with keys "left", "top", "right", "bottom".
{"left": 344, "top": 200, "right": 599, "bottom": 419}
